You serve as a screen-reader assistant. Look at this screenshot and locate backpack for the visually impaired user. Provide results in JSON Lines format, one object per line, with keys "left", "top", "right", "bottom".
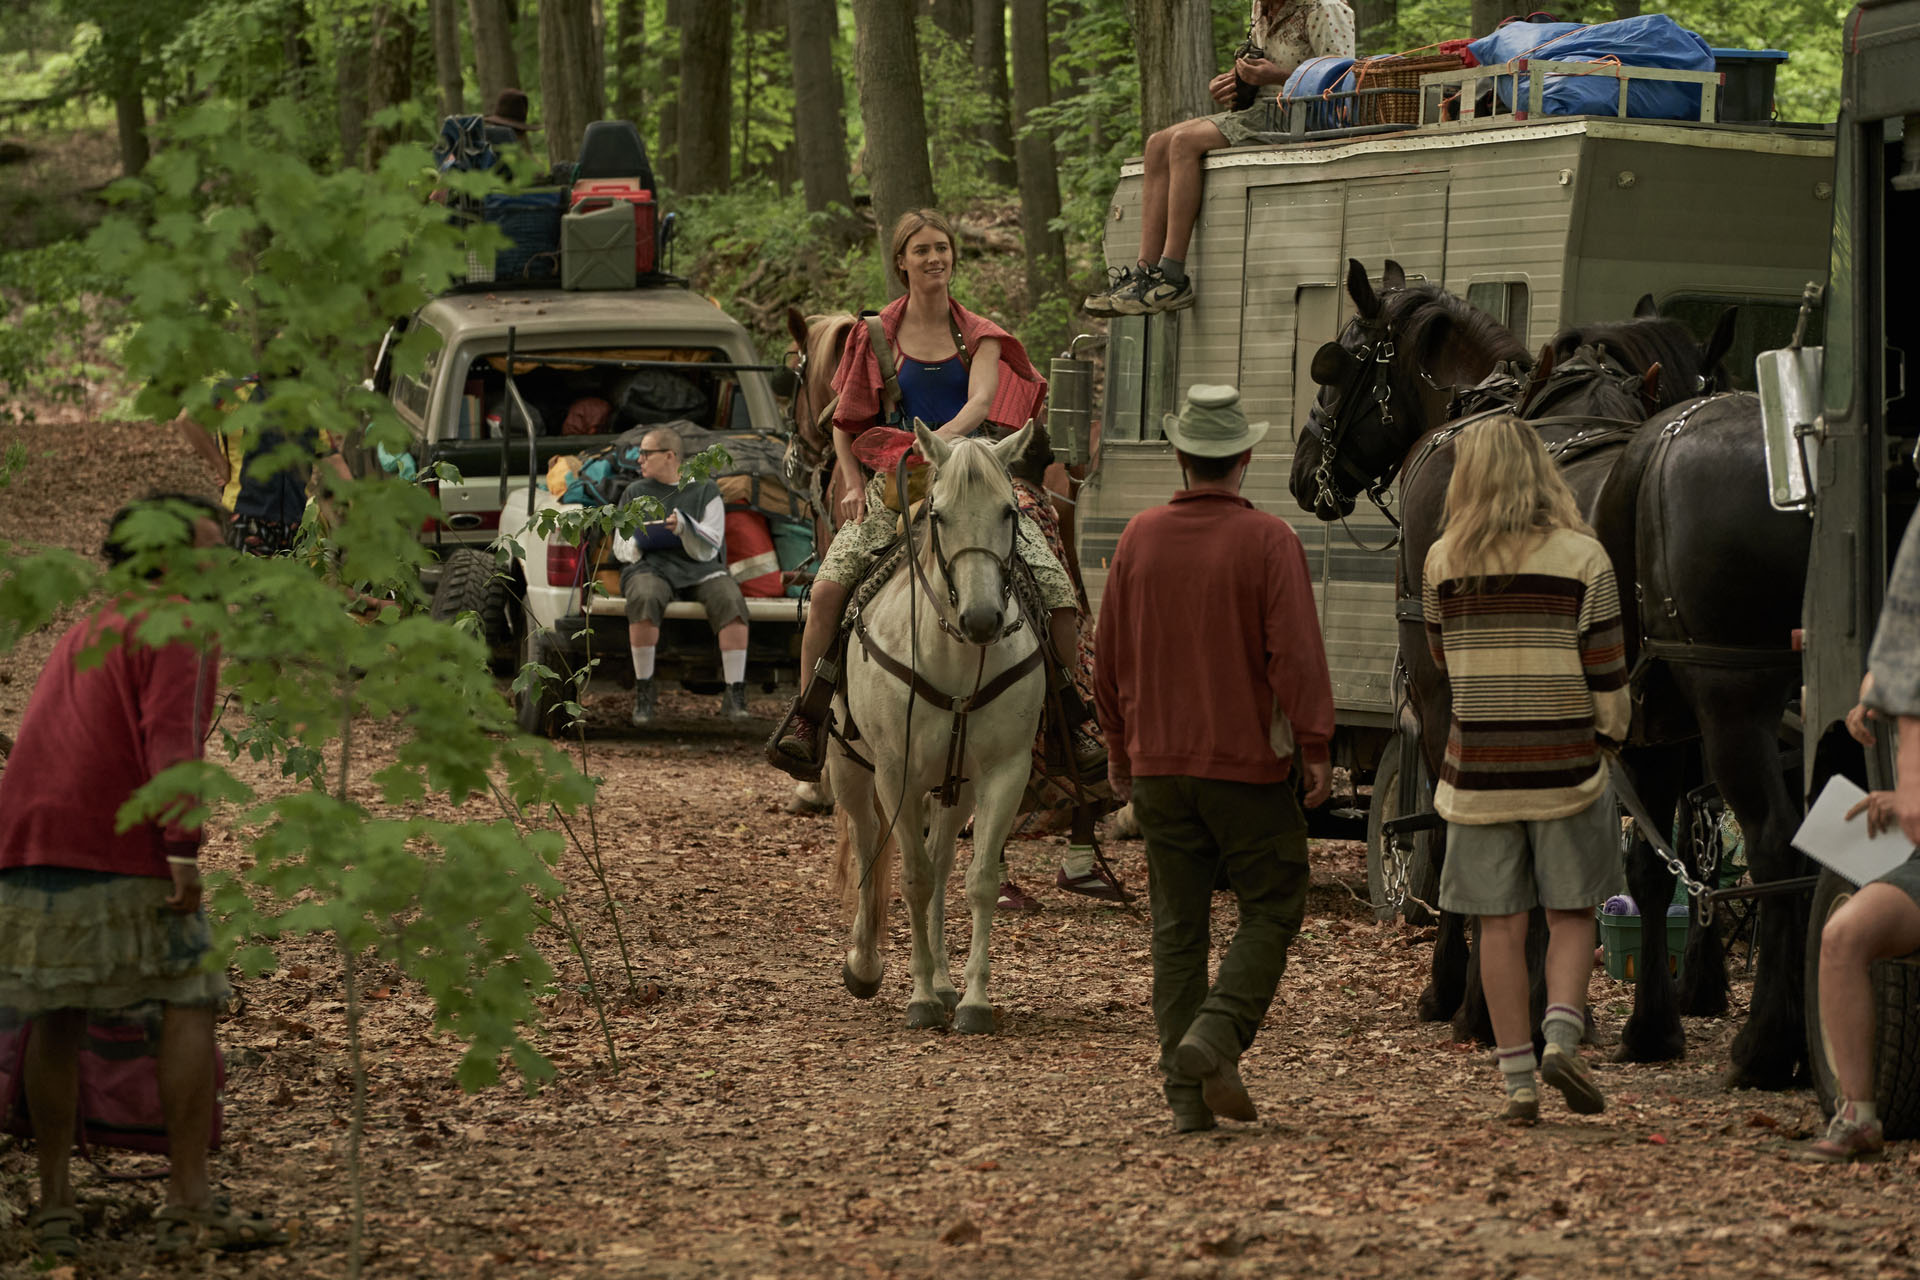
{"left": 0, "top": 1004, "right": 225, "bottom": 1157}
{"left": 435, "top": 114, "right": 498, "bottom": 174}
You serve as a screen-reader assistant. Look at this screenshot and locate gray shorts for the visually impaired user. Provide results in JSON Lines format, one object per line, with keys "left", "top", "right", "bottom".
{"left": 620, "top": 568, "right": 750, "bottom": 633}
{"left": 1877, "top": 855, "right": 1920, "bottom": 907}
{"left": 1438, "top": 794, "right": 1625, "bottom": 916}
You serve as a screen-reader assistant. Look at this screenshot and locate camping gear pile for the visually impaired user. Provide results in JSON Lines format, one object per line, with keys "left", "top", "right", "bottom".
{"left": 436, "top": 109, "right": 665, "bottom": 288}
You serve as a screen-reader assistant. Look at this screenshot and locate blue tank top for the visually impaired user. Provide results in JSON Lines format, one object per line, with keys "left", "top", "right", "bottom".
{"left": 895, "top": 353, "right": 970, "bottom": 428}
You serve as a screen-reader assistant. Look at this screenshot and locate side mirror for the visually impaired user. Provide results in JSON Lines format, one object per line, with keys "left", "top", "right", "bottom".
{"left": 1755, "top": 345, "right": 1823, "bottom": 511}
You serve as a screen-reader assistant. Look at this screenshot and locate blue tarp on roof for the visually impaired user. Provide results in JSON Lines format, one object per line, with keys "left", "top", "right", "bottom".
{"left": 1466, "top": 15, "right": 1715, "bottom": 120}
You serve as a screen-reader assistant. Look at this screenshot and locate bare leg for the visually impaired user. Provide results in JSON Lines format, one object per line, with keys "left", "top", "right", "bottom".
{"left": 25, "top": 1008, "right": 85, "bottom": 1211}
{"left": 1047, "top": 608, "right": 1079, "bottom": 669}
{"left": 1544, "top": 907, "right": 1597, "bottom": 1011}
{"left": 1478, "top": 912, "right": 1532, "bottom": 1050}
{"left": 1162, "top": 120, "right": 1229, "bottom": 264}
{"left": 796, "top": 580, "right": 849, "bottom": 699}
{"left": 1820, "top": 884, "right": 1920, "bottom": 1102}
{"left": 1136, "top": 127, "right": 1174, "bottom": 266}
{"left": 159, "top": 1003, "right": 217, "bottom": 1211}
{"left": 718, "top": 620, "right": 747, "bottom": 657}
{"left": 628, "top": 621, "right": 658, "bottom": 649}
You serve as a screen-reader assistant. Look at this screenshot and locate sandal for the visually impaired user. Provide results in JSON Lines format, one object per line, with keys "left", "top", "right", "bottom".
{"left": 28, "top": 1205, "right": 82, "bottom": 1260}
{"left": 155, "top": 1200, "right": 290, "bottom": 1256}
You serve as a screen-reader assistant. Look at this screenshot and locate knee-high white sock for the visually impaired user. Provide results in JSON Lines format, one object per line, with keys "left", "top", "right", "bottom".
{"left": 721, "top": 648, "right": 747, "bottom": 685}
{"left": 630, "top": 645, "right": 656, "bottom": 681}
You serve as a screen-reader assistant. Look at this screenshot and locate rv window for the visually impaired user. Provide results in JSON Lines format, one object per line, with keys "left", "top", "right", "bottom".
{"left": 1662, "top": 295, "right": 1823, "bottom": 393}
{"left": 1141, "top": 313, "right": 1180, "bottom": 441}
{"left": 1467, "top": 281, "right": 1531, "bottom": 346}
{"left": 1103, "top": 316, "right": 1147, "bottom": 442}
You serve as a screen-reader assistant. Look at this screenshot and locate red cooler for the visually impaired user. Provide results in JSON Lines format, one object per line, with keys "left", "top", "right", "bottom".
{"left": 569, "top": 179, "right": 656, "bottom": 274}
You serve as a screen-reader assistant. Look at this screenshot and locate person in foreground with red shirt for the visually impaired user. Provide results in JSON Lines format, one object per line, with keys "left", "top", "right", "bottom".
{"left": 1094, "top": 384, "right": 1334, "bottom": 1133}
{"left": 0, "top": 495, "right": 284, "bottom": 1260}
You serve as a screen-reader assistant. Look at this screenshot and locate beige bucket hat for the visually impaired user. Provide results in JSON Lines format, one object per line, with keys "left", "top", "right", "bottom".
{"left": 1162, "top": 384, "right": 1269, "bottom": 457}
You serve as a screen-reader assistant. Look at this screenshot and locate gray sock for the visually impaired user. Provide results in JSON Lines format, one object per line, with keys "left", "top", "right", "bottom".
{"left": 1495, "top": 1043, "right": 1537, "bottom": 1096}
{"left": 1156, "top": 256, "right": 1188, "bottom": 286}
{"left": 1543, "top": 1003, "right": 1584, "bottom": 1055}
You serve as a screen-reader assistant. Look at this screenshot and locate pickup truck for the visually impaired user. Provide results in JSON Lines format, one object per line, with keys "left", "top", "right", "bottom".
{"left": 365, "top": 283, "right": 811, "bottom": 734}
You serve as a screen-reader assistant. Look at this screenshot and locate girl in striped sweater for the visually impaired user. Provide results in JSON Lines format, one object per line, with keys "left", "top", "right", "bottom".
{"left": 1422, "top": 414, "right": 1631, "bottom": 1124}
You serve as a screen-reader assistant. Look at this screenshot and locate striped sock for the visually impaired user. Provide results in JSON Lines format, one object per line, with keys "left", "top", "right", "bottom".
{"left": 1496, "top": 1043, "right": 1537, "bottom": 1097}
{"left": 1543, "top": 1004, "right": 1585, "bottom": 1055}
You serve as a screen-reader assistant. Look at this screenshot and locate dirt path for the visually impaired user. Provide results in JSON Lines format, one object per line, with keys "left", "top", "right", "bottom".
{"left": 3, "top": 420, "right": 1918, "bottom": 1277}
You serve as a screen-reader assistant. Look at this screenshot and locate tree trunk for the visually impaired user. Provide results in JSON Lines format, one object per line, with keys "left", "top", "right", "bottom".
{"left": 540, "top": 0, "right": 605, "bottom": 166}
{"left": 675, "top": 0, "right": 732, "bottom": 193}
{"left": 970, "top": 0, "right": 1017, "bottom": 187}
{"left": 925, "top": 0, "right": 970, "bottom": 41}
{"left": 1126, "top": 0, "right": 1211, "bottom": 138}
{"left": 852, "top": 0, "right": 937, "bottom": 293}
{"left": 366, "top": 2, "right": 418, "bottom": 167}
{"left": 1470, "top": 0, "right": 1533, "bottom": 36}
{"left": 1009, "top": 0, "right": 1067, "bottom": 314}
{"left": 1354, "top": 0, "right": 1395, "bottom": 48}
{"left": 337, "top": 12, "right": 371, "bottom": 168}
{"left": 612, "top": 0, "right": 645, "bottom": 124}
{"left": 788, "top": 0, "right": 857, "bottom": 220}
{"left": 468, "top": 0, "right": 519, "bottom": 109}
{"left": 113, "top": 85, "right": 149, "bottom": 177}
{"left": 429, "top": 0, "right": 465, "bottom": 117}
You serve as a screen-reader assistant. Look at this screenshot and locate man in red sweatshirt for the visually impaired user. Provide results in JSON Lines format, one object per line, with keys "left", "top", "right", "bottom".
{"left": 1094, "top": 384, "right": 1335, "bottom": 1134}
{"left": 0, "top": 495, "right": 282, "bottom": 1259}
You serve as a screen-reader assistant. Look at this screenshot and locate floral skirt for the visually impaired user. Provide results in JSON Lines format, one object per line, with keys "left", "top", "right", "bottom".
{"left": 0, "top": 867, "right": 230, "bottom": 1016}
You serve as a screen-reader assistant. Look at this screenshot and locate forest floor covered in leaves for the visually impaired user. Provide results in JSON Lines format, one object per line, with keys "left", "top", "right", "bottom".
{"left": 7, "top": 422, "right": 1920, "bottom": 1278}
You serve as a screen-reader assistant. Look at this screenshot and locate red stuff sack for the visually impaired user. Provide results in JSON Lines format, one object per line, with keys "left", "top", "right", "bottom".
{"left": 725, "top": 507, "right": 783, "bottom": 597}
{"left": 0, "top": 1003, "right": 225, "bottom": 1156}
{"left": 569, "top": 180, "right": 657, "bottom": 274}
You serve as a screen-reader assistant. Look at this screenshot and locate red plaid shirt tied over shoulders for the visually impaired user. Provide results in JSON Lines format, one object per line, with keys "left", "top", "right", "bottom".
{"left": 831, "top": 296, "right": 1046, "bottom": 439}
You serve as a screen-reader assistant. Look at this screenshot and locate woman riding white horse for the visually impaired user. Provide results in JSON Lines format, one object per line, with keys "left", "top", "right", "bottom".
{"left": 831, "top": 421, "right": 1046, "bottom": 1032}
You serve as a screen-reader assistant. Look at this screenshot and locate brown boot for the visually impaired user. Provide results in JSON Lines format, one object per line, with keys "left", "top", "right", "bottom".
{"left": 766, "top": 704, "right": 824, "bottom": 780}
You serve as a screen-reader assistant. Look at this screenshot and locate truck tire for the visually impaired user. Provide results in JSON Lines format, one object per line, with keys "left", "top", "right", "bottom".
{"left": 1805, "top": 869, "right": 1920, "bottom": 1138}
{"left": 430, "top": 548, "right": 515, "bottom": 672}
{"left": 514, "top": 623, "right": 571, "bottom": 739}
{"left": 1367, "top": 733, "right": 1438, "bottom": 926}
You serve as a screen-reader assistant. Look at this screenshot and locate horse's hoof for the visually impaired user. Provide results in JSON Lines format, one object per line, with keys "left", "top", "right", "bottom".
{"left": 1415, "top": 984, "right": 1454, "bottom": 1024}
{"left": 953, "top": 1004, "right": 994, "bottom": 1035}
{"left": 936, "top": 987, "right": 960, "bottom": 1011}
{"left": 842, "top": 962, "right": 882, "bottom": 1000}
{"left": 1722, "top": 1042, "right": 1806, "bottom": 1091}
{"left": 906, "top": 1000, "right": 949, "bottom": 1030}
{"left": 1612, "top": 1015, "right": 1685, "bottom": 1064}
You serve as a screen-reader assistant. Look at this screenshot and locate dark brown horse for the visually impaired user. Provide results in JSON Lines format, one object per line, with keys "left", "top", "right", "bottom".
{"left": 1292, "top": 260, "right": 1809, "bottom": 1089}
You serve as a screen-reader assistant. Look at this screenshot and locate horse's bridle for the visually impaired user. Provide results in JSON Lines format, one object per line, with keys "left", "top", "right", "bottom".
{"left": 908, "top": 504, "right": 1023, "bottom": 644}
{"left": 1307, "top": 309, "right": 1405, "bottom": 538}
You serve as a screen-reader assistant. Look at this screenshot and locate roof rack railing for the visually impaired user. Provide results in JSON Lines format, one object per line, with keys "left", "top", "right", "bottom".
{"left": 1417, "top": 58, "right": 1723, "bottom": 128}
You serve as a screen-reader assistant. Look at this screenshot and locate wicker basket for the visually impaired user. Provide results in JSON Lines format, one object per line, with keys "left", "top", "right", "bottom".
{"left": 1351, "top": 52, "right": 1467, "bottom": 125}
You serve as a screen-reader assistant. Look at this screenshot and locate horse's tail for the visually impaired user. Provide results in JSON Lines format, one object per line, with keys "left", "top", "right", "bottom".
{"left": 829, "top": 794, "right": 896, "bottom": 920}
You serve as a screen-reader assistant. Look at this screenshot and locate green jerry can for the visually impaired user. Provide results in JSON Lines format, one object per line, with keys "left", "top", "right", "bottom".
{"left": 562, "top": 202, "right": 637, "bottom": 290}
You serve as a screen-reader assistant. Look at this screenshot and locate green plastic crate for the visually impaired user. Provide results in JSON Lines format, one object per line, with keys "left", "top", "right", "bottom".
{"left": 1598, "top": 909, "right": 1690, "bottom": 981}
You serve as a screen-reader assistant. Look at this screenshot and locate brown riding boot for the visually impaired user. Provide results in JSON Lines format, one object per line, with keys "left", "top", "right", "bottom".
{"left": 766, "top": 660, "right": 839, "bottom": 780}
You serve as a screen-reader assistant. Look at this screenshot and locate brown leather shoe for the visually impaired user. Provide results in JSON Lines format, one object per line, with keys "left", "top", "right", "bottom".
{"left": 1173, "top": 1033, "right": 1257, "bottom": 1123}
{"left": 996, "top": 879, "right": 1043, "bottom": 914}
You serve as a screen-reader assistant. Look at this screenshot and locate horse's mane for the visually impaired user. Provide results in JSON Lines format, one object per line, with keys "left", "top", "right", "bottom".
{"left": 1383, "top": 284, "right": 1530, "bottom": 370}
{"left": 1551, "top": 317, "right": 1707, "bottom": 408}
{"left": 803, "top": 312, "right": 857, "bottom": 374}
{"left": 932, "top": 435, "right": 1014, "bottom": 509}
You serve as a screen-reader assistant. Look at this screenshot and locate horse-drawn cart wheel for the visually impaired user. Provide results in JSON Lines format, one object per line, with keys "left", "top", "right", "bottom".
{"left": 1804, "top": 869, "right": 1920, "bottom": 1137}
{"left": 1366, "top": 733, "right": 1437, "bottom": 926}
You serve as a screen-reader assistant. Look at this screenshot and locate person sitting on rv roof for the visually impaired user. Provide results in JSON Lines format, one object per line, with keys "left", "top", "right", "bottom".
{"left": 611, "top": 425, "right": 753, "bottom": 724}
{"left": 1087, "top": 0, "right": 1355, "bottom": 318}
{"left": 766, "top": 208, "right": 1101, "bottom": 784}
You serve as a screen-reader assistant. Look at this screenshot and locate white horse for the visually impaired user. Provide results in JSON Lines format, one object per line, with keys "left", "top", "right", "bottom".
{"left": 829, "top": 421, "right": 1046, "bottom": 1034}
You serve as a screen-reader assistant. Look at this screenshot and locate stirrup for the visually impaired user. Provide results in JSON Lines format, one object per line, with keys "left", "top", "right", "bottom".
{"left": 765, "top": 699, "right": 828, "bottom": 780}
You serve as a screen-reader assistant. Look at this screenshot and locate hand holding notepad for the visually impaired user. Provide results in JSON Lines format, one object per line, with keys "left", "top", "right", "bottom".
{"left": 1792, "top": 776, "right": 1920, "bottom": 887}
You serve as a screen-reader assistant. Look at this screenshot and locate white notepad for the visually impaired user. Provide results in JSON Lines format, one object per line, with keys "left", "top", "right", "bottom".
{"left": 1791, "top": 775, "right": 1920, "bottom": 887}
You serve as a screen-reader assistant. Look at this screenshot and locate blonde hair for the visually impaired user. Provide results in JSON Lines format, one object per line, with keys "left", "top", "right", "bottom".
{"left": 889, "top": 209, "right": 958, "bottom": 288}
{"left": 1440, "top": 413, "right": 1592, "bottom": 582}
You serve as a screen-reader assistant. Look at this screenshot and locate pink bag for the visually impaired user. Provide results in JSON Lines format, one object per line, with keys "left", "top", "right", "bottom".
{"left": 0, "top": 1004, "right": 224, "bottom": 1156}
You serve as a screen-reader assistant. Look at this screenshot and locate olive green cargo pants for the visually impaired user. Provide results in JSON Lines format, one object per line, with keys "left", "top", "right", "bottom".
{"left": 1134, "top": 774, "right": 1311, "bottom": 1090}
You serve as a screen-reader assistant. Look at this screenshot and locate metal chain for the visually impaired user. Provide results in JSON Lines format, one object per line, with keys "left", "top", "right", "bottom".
{"left": 1625, "top": 794, "right": 1717, "bottom": 922}
{"left": 1384, "top": 832, "right": 1412, "bottom": 912}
